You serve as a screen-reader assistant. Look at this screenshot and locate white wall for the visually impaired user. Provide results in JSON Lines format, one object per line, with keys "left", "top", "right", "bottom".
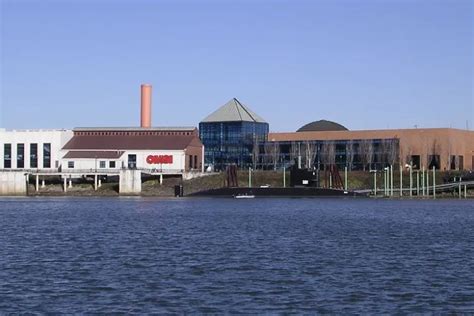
{"left": 61, "top": 150, "right": 187, "bottom": 172}
{"left": 0, "top": 129, "right": 73, "bottom": 170}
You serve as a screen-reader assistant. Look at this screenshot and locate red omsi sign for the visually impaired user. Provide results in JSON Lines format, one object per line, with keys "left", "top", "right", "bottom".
{"left": 146, "top": 155, "right": 173, "bottom": 164}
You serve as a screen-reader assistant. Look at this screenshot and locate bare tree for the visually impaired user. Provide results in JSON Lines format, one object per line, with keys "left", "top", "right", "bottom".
{"left": 345, "top": 140, "right": 354, "bottom": 170}
{"left": 264, "top": 142, "right": 280, "bottom": 170}
{"left": 359, "top": 139, "right": 374, "bottom": 171}
{"left": 289, "top": 142, "right": 299, "bottom": 164}
{"left": 252, "top": 139, "right": 260, "bottom": 170}
{"left": 386, "top": 140, "right": 398, "bottom": 167}
{"left": 304, "top": 141, "right": 317, "bottom": 169}
{"left": 321, "top": 141, "right": 336, "bottom": 169}
{"left": 429, "top": 139, "right": 441, "bottom": 169}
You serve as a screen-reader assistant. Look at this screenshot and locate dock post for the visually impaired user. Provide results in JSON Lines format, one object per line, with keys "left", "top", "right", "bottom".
{"left": 465, "top": 185, "right": 467, "bottom": 199}
{"left": 416, "top": 171, "right": 419, "bottom": 196}
{"left": 329, "top": 172, "right": 332, "bottom": 189}
{"left": 36, "top": 174, "right": 39, "bottom": 192}
{"left": 41, "top": 179, "right": 45, "bottom": 188}
{"left": 432, "top": 166, "right": 436, "bottom": 199}
{"left": 94, "top": 174, "right": 98, "bottom": 191}
{"left": 98, "top": 179, "right": 102, "bottom": 188}
{"left": 390, "top": 165, "right": 393, "bottom": 196}
{"left": 248, "top": 167, "right": 251, "bottom": 188}
{"left": 63, "top": 177, "right": 67, "bottom": 192}
{"left": 374, "top": 172, "right": 377, "bottom": 197}
{"left": 409, "top": 166, "right": 413, "bottom": 197}
{"left": 344, "top": 166, "right": 348, "bottom": 191}
{"left": 399, "top": 165, "right": 403, "bottom": 197}
{"left": 160, "top": 173, "right": 163, "bottom": 185}
{"left": 422, "top": 167, "right": 425, "bottom": 196}
{"left": 68, "top": 176, "right": 72, "bottom": 188}
{"left": 283, "top": 167, "right": 286, "bottom": 188}
{"left": 459, "top": 178, "right": 462, "bottom": 199}
{"left": 427, "top": 171, "right": 430, "bottom": 196}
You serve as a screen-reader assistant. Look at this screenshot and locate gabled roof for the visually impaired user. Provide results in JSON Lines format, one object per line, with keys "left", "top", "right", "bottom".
{"left": 62, "top": 135, "right": 201, "bottom": 151}
{"left": 63, "top": 151, "right": 125, "bottom": 159}
{"left": 201, "top": 98, "right": 267, "bottom": 123}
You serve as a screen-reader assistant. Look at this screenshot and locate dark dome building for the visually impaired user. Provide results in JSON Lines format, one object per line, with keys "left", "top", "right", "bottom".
{"left": 297, "top": 120, "right": 348, "bottom": 132}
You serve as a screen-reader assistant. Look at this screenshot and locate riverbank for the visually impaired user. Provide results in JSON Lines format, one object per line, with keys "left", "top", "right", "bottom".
{"left": 21, "top": 170, "right": 474, "bottom": 198}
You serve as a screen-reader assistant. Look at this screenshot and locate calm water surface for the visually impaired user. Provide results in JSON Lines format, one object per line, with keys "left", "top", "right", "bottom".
{"left": 0, "top": 197, "right": 473, "bottom": 313}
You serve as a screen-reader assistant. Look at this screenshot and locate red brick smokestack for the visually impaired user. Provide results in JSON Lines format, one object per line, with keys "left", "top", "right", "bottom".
{"left": 141, "top": 84, "right": 152, "bottom": 128}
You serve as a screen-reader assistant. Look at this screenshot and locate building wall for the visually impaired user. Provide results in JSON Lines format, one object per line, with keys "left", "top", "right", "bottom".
{"left": 268, "top": 128, "right": 474, "bottom": 170}
{"left": 199, "top": 121, "right": 269, "bottom": 169}
{"left": 0, "top": 129, "right": 73, "bottom": 170}
{"left": 62, "top": 150, "right": 187, "bottom": 172}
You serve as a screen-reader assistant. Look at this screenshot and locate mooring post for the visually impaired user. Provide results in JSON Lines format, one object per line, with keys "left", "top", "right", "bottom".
{"left": 68, "top": 176, "right": 72, "bottom": 188}
{"left": 390, "top": 165, "right": 394, "bottom": 197}
{"left": 427, "top": 171, "right": 430, "bottom": 196}
{"left": 36, "top": 174, "right": 39, "bottom": 192}
{"left": 344, "top": 166, "right": 348, "bottom": 191}
{"left": 465, "top": 185, "right": 467, "bottom": 199}
{"left": 416, "top": 171, "right": 420, "bottom": 196}
{"left": 422, "top": 167, "right": 425, "bottom": 196}
{"left": 159, "top": 173, "right": 163, "bottom": 185}
{"left": 94, "top": 174, "right": 98, "bottom": 191}
{"left": 399, "top": 165, "right": 403, "bottom": 197}
{"left": 409, "top": 165, "right": 413, "bottom": 197}
{"left": 248, "top": 167, "right": 252, "bottom": 188}
{"left": 41, "top": 179, "right": 45, "bottom": 188}
{"left": 433, "top": 166, "right": 436, "bottom": 199}
{"left": 458, "top": 177, "right": 462, "bottom": 199}
{"left": 283, "top": 166, "right": 286, "bottom": 188}
{"left": 374, "top": 171, "right": 377, "bottom": 197}
{"left": 63, "top": 177, "right": 67, "bottom": 192}
{"left": 98, "top": 179, "right": 102, "bottom": 188}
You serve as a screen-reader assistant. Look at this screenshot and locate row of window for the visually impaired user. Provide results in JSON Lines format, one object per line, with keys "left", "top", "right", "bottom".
{"left": 74, "top": 131, "right": 193, "bottom": 136}
{"left": 67, "top": 161, "right": 116, "bottom": 169}
{"left": 3, "top": 143, "right": 51, "bottom": 169}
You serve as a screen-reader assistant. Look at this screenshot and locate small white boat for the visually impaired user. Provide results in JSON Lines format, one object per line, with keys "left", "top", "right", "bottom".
{"left": 234, "top": 194, "right": 255, "bottom": 199}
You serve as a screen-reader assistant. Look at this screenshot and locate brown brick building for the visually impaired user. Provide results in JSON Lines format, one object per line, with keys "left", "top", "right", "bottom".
{"left": 264, "top": 121, "right": 474, "bottom": 171}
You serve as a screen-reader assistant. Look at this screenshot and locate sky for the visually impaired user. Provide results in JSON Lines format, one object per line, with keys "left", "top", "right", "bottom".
{"left": 0, "top": 0, "right": 473, "bottom": 132}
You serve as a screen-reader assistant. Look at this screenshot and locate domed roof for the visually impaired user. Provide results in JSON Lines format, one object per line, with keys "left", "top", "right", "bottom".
{"left": 297, "top": 120, "right": 348, "bottom": 132}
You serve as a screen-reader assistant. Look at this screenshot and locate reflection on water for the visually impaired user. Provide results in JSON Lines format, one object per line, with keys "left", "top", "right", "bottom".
{"left": 0, "top": 197, "right": 473, "bottom": 313}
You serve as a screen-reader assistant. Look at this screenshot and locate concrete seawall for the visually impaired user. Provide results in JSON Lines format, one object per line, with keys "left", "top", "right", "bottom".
{"left": 0, "top": 172, "right": 27, "bottom": 195}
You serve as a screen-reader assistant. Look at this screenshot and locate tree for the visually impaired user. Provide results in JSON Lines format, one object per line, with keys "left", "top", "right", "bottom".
{"left": 264, "top": 142, "right": 280, "bottom": 170}
{"left": 321, "top": 141, "right": 336, "bottom": 169}
{"left": 304, "top": 141, "right": 317, "bottom": 169}
{"left": 359, "top": 139, "right": 374, "bottom": 171}
{"left": 345, "top": 140, "right": 355, "bottom": 170}
{"left": 428, "top": 139, "right": 441, "bottom": 169}
{"left": 252, "top": 139, "right": 260, "bottom": 170}
{"left": 289, "top": 142, "right": 299, "bottom": 165}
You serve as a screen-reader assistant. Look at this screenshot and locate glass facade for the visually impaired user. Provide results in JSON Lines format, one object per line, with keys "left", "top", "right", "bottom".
{"left": 256, "top": 139, "right": 400, "bottom": 171}
{"left": 199, "top": 121, "right": 269, "bottom": 170}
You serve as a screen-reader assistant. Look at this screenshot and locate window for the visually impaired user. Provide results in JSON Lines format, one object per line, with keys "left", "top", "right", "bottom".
{"left": 43, "top": 143, "right": 51, "bottom": 168}
{"left": 30, "top": 143, "right": 38, "bottom": 168}
{"left": 17, "top": 144, "right": 24, "bottom": 168}
{"left": 459, "top": 156, "right": 464, "bottom": 170}
{"left": 189, "top": 155, "right": 193, "bottom": 169}
{"left": 68, "top": 161, "right": 74, "bottom": 169}
{"left": 109, "top": 161, "right": 116, "bottom": 168}
{"left": 99, "top": 161, "right": 106, "bottom": 168}
{"left": 428, "top": 155, "right": 440, "bottom": 170}
{"left": 194, "top": 155, "right": 197, "bottom": 169}
{"left": 4, "top": 144, "right": 11, "bottom": 168}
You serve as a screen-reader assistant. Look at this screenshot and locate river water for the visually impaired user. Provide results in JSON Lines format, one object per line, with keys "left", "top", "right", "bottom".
{"left": 0, "top": 197, "right": 473, "bottom": 313}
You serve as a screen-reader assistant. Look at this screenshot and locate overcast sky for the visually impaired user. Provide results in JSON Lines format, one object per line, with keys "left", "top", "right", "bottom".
{"left": 1, "top": 0, "right": 472, "bottom": 131}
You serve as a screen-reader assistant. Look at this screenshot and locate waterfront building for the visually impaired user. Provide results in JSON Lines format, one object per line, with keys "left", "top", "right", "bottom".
{"left": 0, "top": 128, "right": 73, "bottom": 170}
{"left": 261, "top": 120, "right": 474, "bottom": 171}
{"left": 61, "top": 127, "right": 204, "bottom": 173}
{"left": 199, "top": 98, "right": 269, "bottom": 170}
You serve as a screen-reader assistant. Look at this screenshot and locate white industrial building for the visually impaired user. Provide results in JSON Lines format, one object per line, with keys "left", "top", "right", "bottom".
{"left": 0, "top": 128, "right": 73, "bottom": 170}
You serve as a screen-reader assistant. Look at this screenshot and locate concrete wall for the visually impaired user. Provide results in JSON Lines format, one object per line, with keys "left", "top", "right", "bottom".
{"left": 0, "top": 171, "right": 27, "bottom": 195}
{"left": 119, "top": 170, "right": 142, "bottom": 194}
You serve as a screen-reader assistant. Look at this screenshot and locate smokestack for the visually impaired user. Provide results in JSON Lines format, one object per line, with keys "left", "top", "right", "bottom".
{"left": 140, "top": 84, "right": 152, "bottom": 128}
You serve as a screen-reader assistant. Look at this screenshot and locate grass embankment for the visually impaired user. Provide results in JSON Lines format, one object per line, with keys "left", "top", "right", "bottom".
{"left": 26, "top": 170, "right": 473, "bottom": 197}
